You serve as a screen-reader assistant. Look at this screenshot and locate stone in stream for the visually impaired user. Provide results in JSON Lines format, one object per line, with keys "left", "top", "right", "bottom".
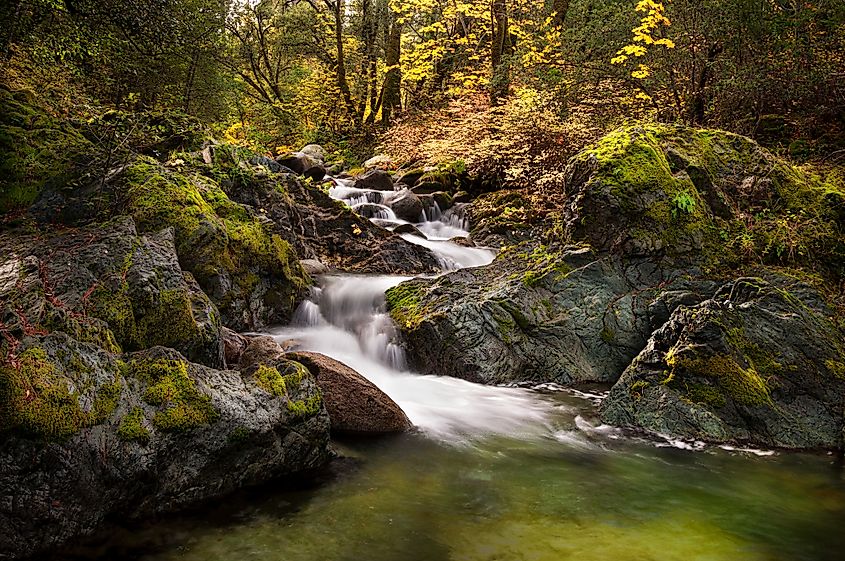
{"left": 393, "top": 223, "right": 428, "bottom": 239}
{"left": 288, "top": 351, "right": 413, "bottom": 434}
{"left": 276, "top": 151, "right": 320, "bottom": 175}
{"left": 353, "top": 169, "right": 395, "bottom": 192}
{"left": 389, "top": 190, "right": 424, "bottom": 222}
{"left": 411, "top": 181, "right": 446, "bottom": 195}
{"left": 396, "top": 168, "right": 428, "bottom": 187}
{"left": 600, "top": 277, "right": 845, "bottom": 449}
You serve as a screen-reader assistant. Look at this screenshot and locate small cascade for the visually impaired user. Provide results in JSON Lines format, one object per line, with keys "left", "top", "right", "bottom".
{"left": 271, "top": 170, "right": 552, "bottom": 441}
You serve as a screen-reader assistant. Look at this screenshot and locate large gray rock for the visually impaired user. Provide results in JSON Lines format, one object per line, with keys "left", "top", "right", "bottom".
{"left": 0, "top": 217, "right": 224, "bottom": 368}
{"left": 600, "top": 277, "right": 845, "bottom": 449}
{"left": 288, "top": 351, "right": 412, "bottom": 434}
{"left": 300, "top": 144, "right": 326, "bottom": 163}
{"left": 0, "top": 345, "right": 330, "bottom": 559}
{"left": 386, "top": 246, "right": 715, "bottom": 385}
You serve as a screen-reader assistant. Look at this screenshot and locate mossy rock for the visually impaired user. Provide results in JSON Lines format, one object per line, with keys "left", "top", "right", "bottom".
{"left": 563, "top": 124, "right": 845, "bottom": 276}
{"left": 0, "top": 335, "right": 124, "bottom": 440}
{"left": 115, "top": 156, "right": 310, "bottom": 329}
{"left": 601, "top": 276, "right": 845, "bottom": 449}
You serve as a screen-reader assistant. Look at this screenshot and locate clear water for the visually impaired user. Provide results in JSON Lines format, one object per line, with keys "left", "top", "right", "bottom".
{"left": 91, "top": 400, "right": 845, "bottom": 561}
{"left": 75, "top": 178, "right": 845, "bottom": 560}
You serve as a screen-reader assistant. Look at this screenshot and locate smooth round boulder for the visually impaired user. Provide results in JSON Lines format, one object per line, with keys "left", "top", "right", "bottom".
{"left": 303, "top": 164, "right": 326, "bottom": 181}
{"left": 287, "top": 351, "right": 413, "bottom": 434}
{"left": 390, "top": 190, "right": 424, "bottom": 222}
{"left": 452, "top": 191, "right": 472, "bottom": 203}
{"left": 363, "top": 154, "right": 394, "bottom": 170}
{"left": 300, "top": 144, "right": 326, "bottom": 162}
{"left": 353, "top": 169, "right": 395, "bottom": 192}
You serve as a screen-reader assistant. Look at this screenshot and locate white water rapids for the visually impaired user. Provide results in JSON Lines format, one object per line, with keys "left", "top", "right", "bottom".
{"left": 270, "top": 179, "right": 560, "bottom": 442}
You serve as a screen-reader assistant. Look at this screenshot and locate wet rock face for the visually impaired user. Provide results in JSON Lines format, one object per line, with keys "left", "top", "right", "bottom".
{"left": 289, "top": 351, "right": 412, "bottom": 434}
{"left": 386, "top": 247, "right": 716, "bottom": 386}
{"left": 600, "top": 277, "right": 845, "bottom": 449}
{"left": 0, "top": 216, "right": 224, "bottom": 368}
{"left": 0, "top": 345, "right": 331, "bottom": 560}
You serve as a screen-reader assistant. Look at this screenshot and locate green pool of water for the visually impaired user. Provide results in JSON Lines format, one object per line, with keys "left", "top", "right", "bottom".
{"left": 77, "top": 392, "right": 845, "bottom": 561}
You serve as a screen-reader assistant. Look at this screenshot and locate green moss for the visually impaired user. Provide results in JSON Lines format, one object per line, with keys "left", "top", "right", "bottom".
{"left": 629, "top": 380, "right": 650, "bottom": 399}
{"left": 286, "top": 394, "right": 323, "bottom": 419}
{"left": 91, "top": 380, "right": 122, "bottom": 424}
{"left": 520, "top": 245, "right": 572, "bottom": 287}
{"left": 385, "top": 281, "right": 426, "bottom": 329}
{"left": 600, "top": 327, "right": 615, "bottom": 344}
{"left": 128, "top": 357, "right": 218, "bottom": 432}
{"left": 117, "top": 407, "right": 150, "bottom": 442}
{"left": 254, "top": 365, "right": 287, "bottom": 396}
{"left": 227, "top": 426, "right": 251, "bottom": 444}
{"left": 684, "top": 382, "right": 727, "bottom": 409}
{"left": 825, "top": 360, "right": 845, "bottom": 380}
{"left": 677, "top": 354, "right": 772, "bottom": 407}
{"left": 0, "top": 347, "right": 121, "bottom": 439}
{"left": 253, "top": 361, "right": 308, "bottom": 397}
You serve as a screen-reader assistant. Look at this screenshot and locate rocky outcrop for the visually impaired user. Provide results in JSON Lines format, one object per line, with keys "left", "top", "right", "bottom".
{"left": 289, "top": 351, "right": 412, "bottom": 434}
{"left": 389, "top": 189, "right": 424, "bottom": 222}
{"left": 0, "top": 217, "right": 223, "bottom": 367}
{"left": 387, "top": 124, "right": 845, "bottom": 448}
{"left": 387, "top": 246, "right": 714, "bottom": 385}
{"left": 0, "top": 342, "right": 330, "bottom": 559}
{"left": 600, "top": 277, "right": 845, "bottom": 449}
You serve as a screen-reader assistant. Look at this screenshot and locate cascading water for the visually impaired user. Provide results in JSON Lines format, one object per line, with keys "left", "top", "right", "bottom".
{"left": 98, "top": 174, "right": 845, "bottom": 561}
{"left": 274, "top": 177, "right": 556, "bottom": 442}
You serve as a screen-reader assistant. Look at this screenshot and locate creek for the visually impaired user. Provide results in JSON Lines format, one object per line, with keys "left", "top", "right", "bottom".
{"left": 81, "top": 181, "right": 845, "bottom": 561}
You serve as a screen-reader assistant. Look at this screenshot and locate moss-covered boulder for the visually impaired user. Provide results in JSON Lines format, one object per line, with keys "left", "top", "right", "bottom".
{"left": 386, "top": 244, "right": 716, "bottom": 385}
{"left": 109, "top": 156, "right": 310, "bottom": 330}
{"left": 600, "top": 277, "right": 845, "bottom": 449}
{"left": 563, "top": 124, "right": 845, "bottom": 275}
{"left": 0, "top": 216, "right": 223, "bottom": 367}
{"left": 0, "top": 343, "right": 330, "bottom": 559}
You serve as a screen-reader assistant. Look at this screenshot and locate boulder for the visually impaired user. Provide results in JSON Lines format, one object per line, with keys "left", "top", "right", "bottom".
{"left": 222, "top": 327, "right": 248, "bottom": 368}
{"left": 300, "top": 258, "right": 330, "bottom": 275}
{"left": 452, "top": 191, "right": 472, "bottom": 204}
{"left": 431, "top": 191, "right": 453, "bottom": 211}
{"left": 600, "top": 277, "right": 845, "bottom": 449}
{"left": 353, "top": 169, "right": 395, "bottom": 192}
{"left": 411, "top": 181, "right": 445, "bottom": 195}
{"left": 0, "top": 217, "right": 224, "bottom": 368}
{"left": 397, "top": 168, "right": 427, "bottom": 187}
{"left": 389, "top": 190, "right": 424, "bottom": 222}
{"left": 303, "top": 164, "right": 326, "bottom": 182}
{"left": 386, "top": 248, "right": 715, "bottom": 385}
{"left": 363, "top": 154, "right": 394, "bottom": 170}
{"left": 300, "top": 144, "right": 326, "bottom": 163}
{"left": 0, "top": 344, "right": 330, "bottom": 560}
{"left": 276, "top": 152, "right": 319, "bottom": 175}
{"left": 239, "top": 336, "right": 285, "bottom": 372}
{"left": 250, "top": 155, "right": 286, "bottom": 173}
{"left": 288, "top": 351, "right": 412, "bottom": 433}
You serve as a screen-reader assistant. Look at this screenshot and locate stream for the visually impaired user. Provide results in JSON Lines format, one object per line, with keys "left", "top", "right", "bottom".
{"left": 80, "top": 181, "right": 845, "bottom": 561}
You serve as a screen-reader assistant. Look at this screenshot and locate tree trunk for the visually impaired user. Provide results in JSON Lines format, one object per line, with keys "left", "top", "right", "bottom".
{"left": 333, "top": 0, "right": 358, "bottom": 126}
{"left": 491, "top": 0, "right": 511, "bottom": 105}
{"left": 381, "top": 7, "right": 401, "bottom": 127}
{"left": 551, "top": 0, "right": 570, "bottom": 27}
